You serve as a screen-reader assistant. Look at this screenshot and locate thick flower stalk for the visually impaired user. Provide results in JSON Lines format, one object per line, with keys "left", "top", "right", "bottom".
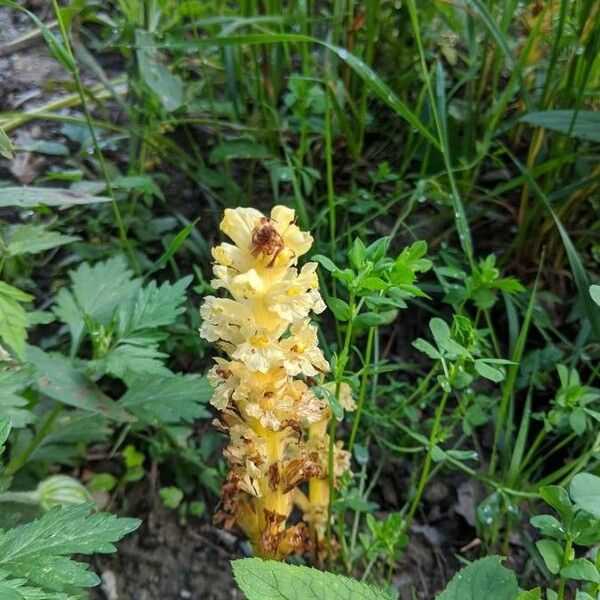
{"left": 200, "top": 206, "right": 351, "bottom": 560}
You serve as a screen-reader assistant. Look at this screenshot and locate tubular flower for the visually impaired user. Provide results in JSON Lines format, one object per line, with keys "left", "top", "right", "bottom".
{"left": 200, "top": 206, "right": 351, "bottom": 560}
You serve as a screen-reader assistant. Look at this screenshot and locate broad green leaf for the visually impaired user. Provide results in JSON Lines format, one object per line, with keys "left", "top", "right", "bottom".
{"left": 119, "top": 374, "right": 211, "bottom": 424}
{"left": 560, "top": 559, "right": 600, "bottom": 583}
{"left": 327, "top": 297, "right": 351, "bottom": 322}
{"left": 530, "top": 515, "right": 566, "bottom": 540}
{"left": 311, "top": 255, "right": 339, "bottom": 273}
{"left": 569, "top": 408, "right": 587, "bottom": 435}
{"left": 535, "top": 539, "right": 563, "bottom": 574}
{"left": 231, "top": 557, "right": 394, "bottom": 600}
{"left": 412, "top": 338, "right": 441, "bottom": 359}
{"left": 5, "top": 224, "right": 78, "bottom": 257}
{"left": 0, "top": 504, "right": 139, "bottom": 593}
{"left": 136, "top": 30, "right": 183, "bottom": 112}
{"left": 474, "top": 360, "right": 505, "bottom": 383}
{"left": 0, "top": 282, "right": 32, "bottom": 359}
{"left": 539, "top": 485, "right": 574, "bottom": 521}
{"left": 570, "top": 473, "right": 600, "bottom": 518}
{"left": 519, "top": 111, "right": 600, "bottom": 143}
{"left": 159, "top": 486, "right": 183, "bottom": 509}
{"left": 353, "top": 312, "right": 387, "bottom": 330}
{"left": 0, "top": 187, "right": 110, "bottom": 208}
{"left": 430, "top": 318, "right": 451, "bottom": 347}
{"left": 26, "top": 346, "right": 133, "bottom": 422}
{"left": 436, "top": 556, "right": 519, "bottom": 600}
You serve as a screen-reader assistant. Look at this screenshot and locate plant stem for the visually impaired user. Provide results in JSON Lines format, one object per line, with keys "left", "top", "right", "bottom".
{"left": 5, "top": 405, "right": 62, "bottom": 477}
{"left": 557, "top": 535, "right": 573, "bottom": 600}
{"left": 0, "top": 491, "right": 39, "bottom": 504}
{"left": 326, "top": 290, "right": 356, "bottom": 561}
{"left": 405, "top": 390, "right": 449, "bottom": 528}
{"left": 348, "top": 326, "right": 375, "bottom": 452}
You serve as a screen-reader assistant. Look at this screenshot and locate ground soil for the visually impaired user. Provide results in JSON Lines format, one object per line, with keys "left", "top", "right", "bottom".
{"left": 89, "top": 502, "right": 243, "bottom": 600}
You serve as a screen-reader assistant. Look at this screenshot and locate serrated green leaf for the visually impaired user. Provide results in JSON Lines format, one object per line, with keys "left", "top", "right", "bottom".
{"left": 0, "top": 504, "right": 139, "bottom": 594}
{"left": 5, "top": 225, "right": 78, "bottom": 257}
{"left": 0, "top": 282, "right": 32, "bottom": 360}
{"left": 436, "top": 556, "right": 519, "bottom": 600}
{"left": 54, "top": 256, "right": 141, "bottom": 352}
{"left": 0, "top": 574, "right": 71, "bottom": 600}
{"left": 232, "top": 558, "right": 394, "bottom": 600}
{"left": 0, "top": 126, "right": 14, "bottom": 159}
{"left": 570, "top": 473, "right": 600, "bottom": 518}
{"left": 119, "top": 374, "right": 211, "bottom": 424}
{"left": 0, "top": 418, "right": 10, "bottom": 447}
{"left": 102, "top": 344, "right": 171, "bottom": 378}
{"left": 122, "top": 276, "right": 192, "bottom": 333}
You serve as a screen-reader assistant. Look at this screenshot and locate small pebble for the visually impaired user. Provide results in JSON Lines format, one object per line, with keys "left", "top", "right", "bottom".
{"left": 101, "top": 570, "right": 118, "bottom": 600}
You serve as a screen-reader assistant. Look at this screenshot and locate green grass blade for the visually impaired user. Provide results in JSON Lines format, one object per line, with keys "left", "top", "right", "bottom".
{"left": 508, "top": 357, "right": 537, "bottom": 486}
{"left": 519, "top": 110, "right": 600, "bottom": 142}
{"left": 167, "top": 33, "right": 440, "bottom": 149}
{"left": 434, "top": 61, "right": 474, "bottom": 264}
{"left": 505, "top": 147, "right": 600, "bottom": 339}
{"left": 461, "top": 0, "right": 530, "bottom": 108}
{"left": 489, "top": 258, "right": 542, "bottom": 476}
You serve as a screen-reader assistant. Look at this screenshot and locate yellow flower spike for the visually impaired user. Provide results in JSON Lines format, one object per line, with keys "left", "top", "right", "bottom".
{"left": 200, "top": 205, "right": 351, "bottom": 561}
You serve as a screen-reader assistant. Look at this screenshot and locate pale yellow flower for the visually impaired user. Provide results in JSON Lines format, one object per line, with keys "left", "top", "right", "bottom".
{"left": 200, "top": 205, "right": 351, "bottom": 561}
{"left": 280, "top": 320, "right": 329, "bottom": 377}
{"left": 267, "top": 263, "right": 326, "bottom": 321}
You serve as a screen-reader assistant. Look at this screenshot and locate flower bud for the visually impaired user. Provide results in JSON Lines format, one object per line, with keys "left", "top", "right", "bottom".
{"left": 37, "top": 475, "right": 93, "bottom": 511}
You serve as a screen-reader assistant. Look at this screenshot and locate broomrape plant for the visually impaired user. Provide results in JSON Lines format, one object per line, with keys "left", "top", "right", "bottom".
{"left": 199, "top": 206, "right": 353, "bottom": 560}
